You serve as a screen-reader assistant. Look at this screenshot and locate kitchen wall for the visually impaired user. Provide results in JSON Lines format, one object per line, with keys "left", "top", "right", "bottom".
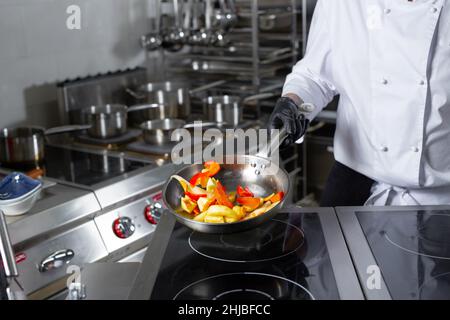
{"left": 0, "top": 0, "right": 154, "bottom": 128}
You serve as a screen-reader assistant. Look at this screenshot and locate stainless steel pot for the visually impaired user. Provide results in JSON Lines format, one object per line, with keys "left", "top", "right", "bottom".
{"left": 0, "top": 125, "right": 90, "bottom": 168}
{"left": 126, "top": 80, "right": 226, "bottom": 124}
{"left": 84, "top": 104, "right": 157, "bottom": 139}
{"left": 141, "top": 119, "right": 187, "bottom": 146}
{"left": 204, "top": 93, "right": 275, "bottom": 126}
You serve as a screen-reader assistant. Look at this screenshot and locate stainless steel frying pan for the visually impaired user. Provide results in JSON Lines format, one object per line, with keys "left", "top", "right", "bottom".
{"left": 163, "top": 128, "right": 288, "bottom": 234}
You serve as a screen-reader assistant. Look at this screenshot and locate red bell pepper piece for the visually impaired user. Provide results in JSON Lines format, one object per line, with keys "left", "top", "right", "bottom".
{"left": 203, "top": 161, "right": 221, "bottom": 177}
{"left": 185, "top": 191, "right": 207, "bottom": 201}
{"left": 189, "top": 172, "right": 209, "bottom": 188}
{"left": 214, "top": 181, "right": 234, "bottom": 208}
{"left": 237, "top": 185, "right": 254, "bottom": 197}
{"left": 237, "top": 197, "right": 262, "bottom": 212}
{"left": 269, "top": 192, "right": 285, "bottom": 203}
{"left": 193, "top": 206, "right": 201, "bottom": 216}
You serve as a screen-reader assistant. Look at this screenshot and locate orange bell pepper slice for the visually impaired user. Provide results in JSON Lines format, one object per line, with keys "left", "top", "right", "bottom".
{"left": 236, "top": 197, "right": 262, "bottom": 212}
{"left": 190, "top": 172, "right": 209, "bottom": 188}
{"left": 203, "top": 161, "right": 221, "bottom": 177}
{"left": 268, "top": 192, "right": 285, "bottom": 203}
{"left": 214, "top": 181, "right": 234, "bottom": 208}
{"left": 237, "top": 185, "right": 254, "bottom": 197}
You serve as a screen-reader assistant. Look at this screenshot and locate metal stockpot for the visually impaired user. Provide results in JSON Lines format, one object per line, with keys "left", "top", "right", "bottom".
{"left": 126, "top": 80, "right": 226, "bottom": 125}
{"left": 204, "top": 93, "right": 275, "bottom": 126}
{"left": 83, "top": 104, "right": 157, "bottom": 139}
{"left": 0, "top": 125, "right": 90, "bottom": 168}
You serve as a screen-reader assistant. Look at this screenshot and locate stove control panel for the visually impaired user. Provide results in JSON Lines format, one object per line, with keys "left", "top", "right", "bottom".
{"left": 94, "top": 191, "right": 165, "bottom": 258}
{"left": 112, "top": 217, "right": 136, "bottom": 239}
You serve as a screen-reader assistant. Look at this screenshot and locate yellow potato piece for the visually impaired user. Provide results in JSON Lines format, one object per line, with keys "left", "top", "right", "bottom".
{"left": 194, "top": 212, "right": 207, "bottom": 222}
{"left": 181, "top": 196, "right": 197, "bottom": 213}
{"left": 197, "top": 197, "right": 210, "bottom": 212}
{"left": 206, "top": 205, "right": 237, "bottom": 218}
{"left": 225, "top": 217, "right": 238, "bottom": 223}
{"left": 205, "top": 215, "right": 225, "bottom": 224}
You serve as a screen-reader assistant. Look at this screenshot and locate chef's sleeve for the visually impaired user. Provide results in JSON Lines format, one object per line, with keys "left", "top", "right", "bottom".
{"left": 282, "top": 0, "right": 337, "bottom": 119}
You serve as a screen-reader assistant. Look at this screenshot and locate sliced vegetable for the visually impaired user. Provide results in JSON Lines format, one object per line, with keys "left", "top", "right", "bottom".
{"left": 263, "top": 193, "right": 275, "bottom": 202}
{"left": 181, "top": 196, "right": 197, "bottom": 214}
{"left": 206, "top": 177, "right": 218, "bottom": 193}
{"left": 203, "top": 161, "right": 221, "bottom": 177}
{"left": 268, "top": 192, "right": 285, "bottom": 203}
{"left": 172, "top": 175, "right": 207, "bottom": 195}
{"left": 193, "top": 207, "right": 201, "bottom": 216}
{"left": 205, "top": 205, "right": 237, "bottom": 218}
{"left": 232, "top": 205, "right": 246, "bottom": 220}
{"left": 194, "top": 211, "right": 207, "bottom": 222}
{"left": 214, "top": 181, "right": 234, "bottom": 208}
{"left": 186, "top": 191, "right": 207, "bottom": 201}
{"left": 205, "top": 215, "right": 225, "bottom": 224}
{"left": 244, "top": 202, "right": 272, "bottom": 220}
{"left": 190, "top": 172, "right": 209, "bottom": 188}
{"left": 237, "top": 197, "right": 263, "bottom": 212}
{"left": 228, "top": 191, "right": 236, "bottom": 203}
{"left": 198, "top": 196, "right": 216, "bottom": 212}
{"left": 237, "top": 185, "right": 254, "bottom": 198}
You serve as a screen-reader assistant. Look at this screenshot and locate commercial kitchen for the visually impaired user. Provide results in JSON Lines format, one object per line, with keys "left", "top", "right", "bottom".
{"left": 0, "top": 0, "right": 449, "bottom": 302}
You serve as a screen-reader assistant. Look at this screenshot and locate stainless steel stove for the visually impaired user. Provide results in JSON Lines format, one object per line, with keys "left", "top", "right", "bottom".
{"left": 0, "top": 145, "right": 177, "bottom": 299}
{"left": 337, "top": 205, "right": 450, "bottom": 300}
{"left": 128, "top": 207, "right": 364, "bottom": 300}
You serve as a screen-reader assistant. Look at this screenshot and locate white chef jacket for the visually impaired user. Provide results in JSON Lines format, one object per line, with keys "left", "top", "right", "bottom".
{"left": 283, "top": 0, "right": 450, "bottom": 205}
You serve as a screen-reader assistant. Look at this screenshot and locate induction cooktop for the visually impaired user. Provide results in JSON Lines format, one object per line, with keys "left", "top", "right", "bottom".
{"left": 337, "top": 205, "right": 450, "bottom": 300}
{"left": 128, "top": 207, "right": 363, "bottom": 300}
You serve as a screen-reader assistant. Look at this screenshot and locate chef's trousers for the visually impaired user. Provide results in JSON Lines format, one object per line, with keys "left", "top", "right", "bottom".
{"left": 320, "top": 161, "right": 374, "bottom": 207}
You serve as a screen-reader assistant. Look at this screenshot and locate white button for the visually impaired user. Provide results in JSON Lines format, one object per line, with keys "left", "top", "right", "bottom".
{"left": 431, "top": 7, "right": 438, "bottom": 13}
{"left": 419, "top": 80, "right": 425, "bottom": 86}
{"left": 381, "top": 78, "right": 388, "bottom": 85}
{"left": 384, "top": 8, "right": 391, "bottom": 14}
{"left": 380, "top": 146, "right": 389, "bottom": 152}
{"left": 411, "top": 147, "right": 420, "bottom": 153}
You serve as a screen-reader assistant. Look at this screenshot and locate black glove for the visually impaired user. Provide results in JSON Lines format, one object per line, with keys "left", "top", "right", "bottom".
{"left": 268, "top": 97, "right": 310, "bottom": 147}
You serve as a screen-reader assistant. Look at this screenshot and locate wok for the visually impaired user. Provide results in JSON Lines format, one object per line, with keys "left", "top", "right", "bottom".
{"left": 163, "top": 128, "right": 289, "bottom": 234}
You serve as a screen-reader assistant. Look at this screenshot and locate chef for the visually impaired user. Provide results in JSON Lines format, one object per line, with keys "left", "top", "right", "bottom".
{"left": 269, "top": 0, "right": 450, "bottom": 206}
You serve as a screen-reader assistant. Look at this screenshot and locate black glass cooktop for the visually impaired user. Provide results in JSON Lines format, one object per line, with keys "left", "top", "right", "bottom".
{"left": 0, "top": 146, "right": 151, "bottom": 187}
{"left": 357, "top": 210, "right": 450, "bottom": 300}
{"left": 150, "top": 212, "right": 340, "bottom": 300}
{"left": 43, "top": 146, "right": 151, "bottom": 186}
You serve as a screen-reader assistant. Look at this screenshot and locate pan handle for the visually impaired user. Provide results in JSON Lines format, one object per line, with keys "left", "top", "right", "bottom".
{"left": 189, "top": 80, "right": 227, "bottom": 95}
{"left": 256, "top": 127, "right": 287, "bottom": 159}
{"left": 125, "top": 88, "right": 146, "bottom": 100}
{"left": 44, "top": 125, "right": 91, "bottom": 136}
{"left": 127, "top": 104, "right": 161, "bottom": 113}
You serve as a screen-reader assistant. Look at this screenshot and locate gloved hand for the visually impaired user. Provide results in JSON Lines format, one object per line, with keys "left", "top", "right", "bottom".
{"left": 268, "top": 96, "right": 310, "bottom": 147}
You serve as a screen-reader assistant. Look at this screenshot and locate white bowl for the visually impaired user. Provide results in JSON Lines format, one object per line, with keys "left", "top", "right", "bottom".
{"left": 0, "top": 185, "right": 42, "bottom": 216}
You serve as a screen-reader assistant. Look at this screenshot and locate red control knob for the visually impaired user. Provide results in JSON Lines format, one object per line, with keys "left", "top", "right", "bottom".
{"left": 112, "top": 217, "right": 135, "bottom": 239}
{"left": 145, "top": 203, "right": 162, "bottom": 225}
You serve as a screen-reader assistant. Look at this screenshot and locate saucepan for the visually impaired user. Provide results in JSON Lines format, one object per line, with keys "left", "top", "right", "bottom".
{"left": 0, "top": 125, "right": 90, "bottom": 168}
{"left": 140, "top": 119, "right": 219, "bottom": 146}
{"left": 204, "top": 92, "right": 275, "bottom": 126}
{"left": 126, "top": 80, "right": 227, "bottom": 123}
{"left": 83, "top": 104, "right": 160, "bottom": 139}
{"left": 163, "top": 128, "right": 289, "bottom": 234}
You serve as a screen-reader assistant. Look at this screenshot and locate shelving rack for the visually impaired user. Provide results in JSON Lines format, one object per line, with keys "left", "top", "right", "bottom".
{"left": 160, "top": 0, "right": 311, "bottom": 201}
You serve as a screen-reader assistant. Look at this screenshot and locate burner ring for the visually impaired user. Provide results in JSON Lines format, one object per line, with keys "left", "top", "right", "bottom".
{"left": 213, "top": 289, "right": 275, "bottom": 300}
{"left": 173, "top": 272, "right": 315, "bottom": 300}
{"left": 384, "top": 233, "right": 450, "bottom": 261}
{"left": 188, "top": 219, "right": 305, "bottom": 263}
